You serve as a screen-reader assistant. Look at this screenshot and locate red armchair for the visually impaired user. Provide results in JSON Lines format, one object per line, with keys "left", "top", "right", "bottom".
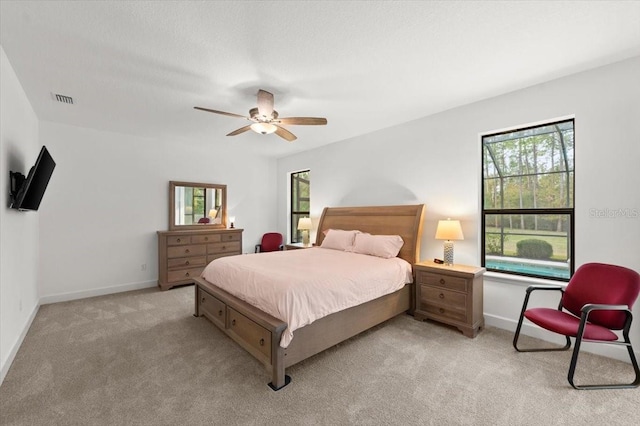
{"left": 513, "top": 262, "right": 640, "bottom": 389}
{"left": 255, "top": 233, "right": 284, "bottom": 253}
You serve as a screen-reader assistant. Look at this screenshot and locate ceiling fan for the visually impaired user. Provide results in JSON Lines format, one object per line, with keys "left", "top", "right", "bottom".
{"left": 194, "top": 89, "right": 327, "bottom": 142}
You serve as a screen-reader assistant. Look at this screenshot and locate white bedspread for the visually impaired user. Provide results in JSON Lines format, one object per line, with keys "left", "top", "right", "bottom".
{"left": 200, "top": 247, "right": 413, "bottom": 348}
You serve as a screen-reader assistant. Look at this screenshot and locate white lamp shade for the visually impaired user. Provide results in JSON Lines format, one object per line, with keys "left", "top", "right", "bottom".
{"left": 208, "top": 209, "right": 217, "bottom": 218}
{"left": 297, "top": 217, "right": 312, "bottom": 230}
{"left": 435, "top": 219, "right": 464, "bottom": 241}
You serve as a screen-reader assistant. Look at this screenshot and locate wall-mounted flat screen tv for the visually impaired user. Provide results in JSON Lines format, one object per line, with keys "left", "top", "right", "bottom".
{"left": 11, "top": 146, "right": 56, "bottom": 211}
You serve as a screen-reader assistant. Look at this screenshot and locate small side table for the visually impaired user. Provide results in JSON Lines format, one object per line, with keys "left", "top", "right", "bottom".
{"left": 414, "top": 261, "right": 485, "bottom": 338}
{"left": 285, "top": 242, "right": 314, "bottom": 250}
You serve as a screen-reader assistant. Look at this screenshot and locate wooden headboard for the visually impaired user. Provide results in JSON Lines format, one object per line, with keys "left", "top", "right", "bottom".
{"left": 315, "top": 204, "right": 425, "bottom": 265}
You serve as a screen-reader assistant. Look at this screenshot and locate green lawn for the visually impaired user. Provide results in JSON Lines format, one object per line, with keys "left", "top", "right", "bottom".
{"left": 486, "top": 227, "right": 568, "bottom": 260}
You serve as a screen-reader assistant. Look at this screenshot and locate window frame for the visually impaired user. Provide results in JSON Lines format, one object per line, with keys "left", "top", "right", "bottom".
{"left": 290, "top": 169, "right": 310, "bottom": 243}
{"left": 481, "top": 118, "right": 575, "bottom": 281}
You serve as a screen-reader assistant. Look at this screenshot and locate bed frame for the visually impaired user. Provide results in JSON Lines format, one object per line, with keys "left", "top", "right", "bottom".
{"left": 193, "top": 204, "right": 425, "bottom": 390}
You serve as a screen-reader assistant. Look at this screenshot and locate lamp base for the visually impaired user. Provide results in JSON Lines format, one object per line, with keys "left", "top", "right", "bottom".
{"left": 302, "top": 230, "right": 310, "bottom": 246}
{"left": 443, "top": 241, "right": 454, "bottom": 265}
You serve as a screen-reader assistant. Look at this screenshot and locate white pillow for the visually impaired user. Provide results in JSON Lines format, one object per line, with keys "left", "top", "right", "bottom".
{"left": 351, "top": 233, "right": 404, "bottom": 259}
{"left": 320, "top": 229, "right": 359, "bottom": 251}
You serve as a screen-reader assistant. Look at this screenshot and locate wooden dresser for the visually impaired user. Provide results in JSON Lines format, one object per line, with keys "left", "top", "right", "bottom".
{"left": 157, "top": 228, "right": 243, "bottom": 291}
{"left": 414, "top": 261, "right": 485, "bottom": 337}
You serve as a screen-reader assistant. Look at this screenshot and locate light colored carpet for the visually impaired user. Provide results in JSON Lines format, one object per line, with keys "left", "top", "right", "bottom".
{"left": 1, "top": 285, "right": 638, "bottom": 426}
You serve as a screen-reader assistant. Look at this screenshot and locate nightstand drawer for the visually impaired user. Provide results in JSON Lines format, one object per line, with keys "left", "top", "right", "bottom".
{"left": 418, "top": 271, "right": 468, "bottom": 292}
{"left": 423, "top": 303, "right": 467, "bottom": 323}
{"left": 420, "top": 285, "right": 467, "bottom": 309}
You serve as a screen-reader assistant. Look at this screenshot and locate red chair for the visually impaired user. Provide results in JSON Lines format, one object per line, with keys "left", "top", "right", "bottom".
{"left": 513, "top": 262, "right": 640, "bottom": 389}
{"left": 255, "top": 233, "right": 284, "bottom": 253}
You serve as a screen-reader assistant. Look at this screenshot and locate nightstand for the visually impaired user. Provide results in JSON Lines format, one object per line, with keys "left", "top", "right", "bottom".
{"left": 285, "top": 242, "right": 314, "bottom": 250}
{"left": 414, "top": 261, "right": 485, "bottom": 338}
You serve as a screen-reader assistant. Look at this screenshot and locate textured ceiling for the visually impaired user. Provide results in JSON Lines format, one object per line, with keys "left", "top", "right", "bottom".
{"left": 1, "top": 1, "right": 639, "bottom": 158}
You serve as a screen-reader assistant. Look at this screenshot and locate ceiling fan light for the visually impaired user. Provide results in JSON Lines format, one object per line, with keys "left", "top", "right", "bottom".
{"left": 250, "top": 122, "right": 277, "bottom": 135}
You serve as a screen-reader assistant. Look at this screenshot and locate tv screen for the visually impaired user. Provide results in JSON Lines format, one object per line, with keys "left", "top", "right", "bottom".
{"left": 13, "top": 146, "right": 56, "bottom": 211}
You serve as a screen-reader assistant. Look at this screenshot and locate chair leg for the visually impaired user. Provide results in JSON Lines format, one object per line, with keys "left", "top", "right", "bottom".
{"left": 568, "top": 318, "right": 640, "bottom": 389}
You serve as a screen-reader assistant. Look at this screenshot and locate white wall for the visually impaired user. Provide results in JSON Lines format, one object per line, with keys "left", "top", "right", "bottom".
{"left": 276, "top": 56, "right": 640, "bottom": 361}
{"left": 0, "top": 46, "right": 40, "bottom": 383}
{"left": 37, "top": 122, "right": 278, "bottom": 302}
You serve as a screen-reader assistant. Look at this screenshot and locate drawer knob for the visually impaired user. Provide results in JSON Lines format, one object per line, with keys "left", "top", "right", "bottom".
{"left": 259, "top": 338, "right": 265, "bottom": 346}
{"left": 185, "top": 261, "right": 190, "bottom": 265}
{"left": 439, "top": 308, "right": 445, "bottom": 314}
{"left": 218, "top": 309, "right": 223, "bottom": 317}
{"left": 222, "top": 246, "right": 226, "bottom": 250}
{"left": 205, "top": 237, "right": 209, "bottom": 241}
{"left": 177, "top": 238, "right": 181, "bottom": 243}
{"left": 185, "top": 272, "right": 190, "bottom": 277}
{"left": 201, "top": 297, "right": 205, "bottom": 304}
{"left": 231, "top": 319, "right": 236, "bottom": 326}
{"left": 439, "top": 293, "right": 444, "bottom": 299}
{"left": 185, "top": 249, "right": 190, "bottom": 254}
{"left": 439, "top": 278, "right": 445, "bottom": 285}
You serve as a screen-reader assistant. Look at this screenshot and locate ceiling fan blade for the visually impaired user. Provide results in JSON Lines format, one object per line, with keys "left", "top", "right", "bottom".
{"left": 226, "top": 125, "right": 252, "bottom": 136}
{"left": 257, "top": 89, "right": 274, "bottom": 119}
{"left": 274, "top": 125, "right": 297, "bottom": 142}
{"left": 277, "top": 117, "right": 327, "bottom": 126}
{"left": 194, "top": 107, "right": 247, "bottom": 119}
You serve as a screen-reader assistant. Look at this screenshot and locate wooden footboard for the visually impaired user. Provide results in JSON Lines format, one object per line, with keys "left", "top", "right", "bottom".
{"left": 194, "top": 276, "right": 412, "bottom": 390}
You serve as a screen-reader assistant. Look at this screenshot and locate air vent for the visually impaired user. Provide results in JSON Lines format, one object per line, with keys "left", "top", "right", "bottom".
{"left": 54, "top": 94, "right": 74, "bottom": 104}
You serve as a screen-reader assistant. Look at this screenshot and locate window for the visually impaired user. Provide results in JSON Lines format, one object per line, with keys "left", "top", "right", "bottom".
{"left": 482, "top": 119, "right": 574, "bottom": 280}
{"left": 290, "top": 170, "right": 310, "bottom": 243}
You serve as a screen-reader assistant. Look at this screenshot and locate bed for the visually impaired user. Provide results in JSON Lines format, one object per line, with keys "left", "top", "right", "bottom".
{"left": 193, "top": 204, "right": 425, "bottom": 390}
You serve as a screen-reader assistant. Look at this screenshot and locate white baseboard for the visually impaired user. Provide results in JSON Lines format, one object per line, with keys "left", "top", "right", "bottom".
{"left": 39, "top": 280, "right": 157, "bottom": 305}
{"left": 484, "top": 313, "right": 638, "bottom": 364}
{"left": 0, "top": 302, "right": 40, "bottom": 386}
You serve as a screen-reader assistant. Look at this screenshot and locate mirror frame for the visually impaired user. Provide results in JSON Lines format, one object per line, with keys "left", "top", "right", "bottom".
{"left": 169, "top": 181, "right": 227, "bottom": 231}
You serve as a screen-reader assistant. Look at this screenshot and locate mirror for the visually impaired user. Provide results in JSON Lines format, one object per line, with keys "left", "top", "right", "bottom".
{"left": 169, "top": 181, "right": 227, "bottom": 230}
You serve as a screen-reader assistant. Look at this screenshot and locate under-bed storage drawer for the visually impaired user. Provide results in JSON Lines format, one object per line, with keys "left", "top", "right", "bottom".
{"left": 199, "top": 289, "right": 226, "bottom": 329}
{"left": 228, "top": 307, "right": 271, "bottom": 364}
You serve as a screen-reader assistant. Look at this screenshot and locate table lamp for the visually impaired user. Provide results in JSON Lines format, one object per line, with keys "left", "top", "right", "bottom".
{"left": 435, "top": 218, "right": 464, "bottom": 265}
{"left": 208, "top": 209, "right": 217, "bottom": 222}
{"left": 297, "top": 217, "right": 312, "bottom": 246}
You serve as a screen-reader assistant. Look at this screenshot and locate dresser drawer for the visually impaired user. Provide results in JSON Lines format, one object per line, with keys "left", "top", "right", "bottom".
{"left": 422, "top": 303, "right": 467, "bottom": 323}
{"left": 191, "top": 234, "right": 221, "bottom": 244}
{"left": 167, "top": 235, "right": 191, "bottom": 246}
{"left": 220, "top": 232, "right": 241, "bottom": 242}
{"left": 228, "top": 307, "right": 271, "bottom": 364}
{"left": 418, "top": 271, "right": 468, "bottom": 292}
{"left": 167, "top": 244, "right": 207, "bottom": 258}
{"left": 167, "top": 256, "right": 207, "bottom": 270}
{"left": 420, "top": 285, "right": 467, "bottom": 309}
{"left": 208, "top": 241, "right": 241, "bottom": 254}
{"left": 199, "top": 289, "right": 226, "bottom": 329}
{"left": 167, "top": 267, "right": 204, "bottom": 283}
